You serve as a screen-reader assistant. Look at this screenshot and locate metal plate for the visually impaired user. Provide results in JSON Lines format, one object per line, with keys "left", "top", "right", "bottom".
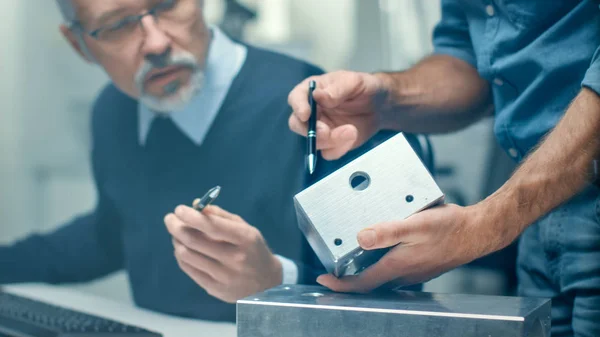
{"left": 237, "top": 285, "right": 551, "bottom": 337}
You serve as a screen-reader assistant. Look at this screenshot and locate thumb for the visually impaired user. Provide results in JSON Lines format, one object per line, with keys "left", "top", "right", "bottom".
{"left": 357, "top": 220, "right": 415, "bottom": 250}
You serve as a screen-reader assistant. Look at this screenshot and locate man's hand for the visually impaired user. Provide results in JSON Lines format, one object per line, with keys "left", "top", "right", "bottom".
{"left": 287, "top": 71, "right": 386, "bottom": 160}
{"left": 316, "top": 204, "right": 506, "bottom": 293}
{"left": 164, "top": 205, "right": 283, "bottom": 303}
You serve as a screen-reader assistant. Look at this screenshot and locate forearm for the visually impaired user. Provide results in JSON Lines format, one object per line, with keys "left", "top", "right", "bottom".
{"left": 475, "top": 88, "right": 600, "bottom": 254}
{"left": 0, "top": 212, "right": 124, "bottom": 285}
{"left": 375, "top": 55, "right": 492, "bottom": 134}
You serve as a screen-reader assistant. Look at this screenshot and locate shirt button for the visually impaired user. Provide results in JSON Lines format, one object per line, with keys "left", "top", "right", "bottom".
{"left": 493, "top": 77, "right": 504, "bottom": 86}
{"left": 486, "top": 4, "right": 495, "bottom": 16}
{"left": 508, "top": 148, "right": 518, "bottom": 158}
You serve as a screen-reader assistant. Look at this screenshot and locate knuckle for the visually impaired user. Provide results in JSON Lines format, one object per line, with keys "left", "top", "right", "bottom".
{"left": 389, "top": 225, "right": 404, "bottom": 242}
{"left": 231, "top": 251, "right": 248, "bottom": 266}
{"left": 233, "top": 252, "right": 248, "bottom": 264}
{"left": 175, "top": 205, "right": 187, "bottom": 216}
{"left": 176, "top": 244, "right": 191, "bottom": 261}
{"left": 249, "top": 227, "right": 262, "bottom": 241}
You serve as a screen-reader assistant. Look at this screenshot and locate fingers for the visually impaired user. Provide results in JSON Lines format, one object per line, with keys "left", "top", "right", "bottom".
{"left": 173, "top": 238, "right": 229, "bottom": 281}
{"left": 288, "top": 113, "right": 308, "bottom": 137}
{"left": 356, "top": 208, "right": 438, "bottom": 250}
{"left": 177, "top": 259, "right": 222, "bottom": 296}
{"left": 288, "top": 71, "right": 364, "bottom": 131}
{"left": 170, "top": 206, "right": 250, "bottom": 244}
{"left": 316, "top": 255, "right": 400, "bottom": 293}
{"left": 166, "top": 214, "right": 237, "bottom": 260}
{"left": 290, "top": 115, "right": 358, "bottom": 160}
{"left": 312, "top": 71, "right": 364, "bottom": 109}
{"left": 288, "top": 76, "right": 317, "bottom": 123}
{"left": 320, "top": 124, "right": 358, "bottom": 160}
{"left": 202, "top": 205, "right": 241, "bottom": 221}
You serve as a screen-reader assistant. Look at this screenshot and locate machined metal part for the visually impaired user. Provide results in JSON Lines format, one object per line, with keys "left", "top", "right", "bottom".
{"left": 237, "top": 285, "right": 551, "bottom": 337}
{"left": 294, "top": 133, "right": 444, "bottom": 277}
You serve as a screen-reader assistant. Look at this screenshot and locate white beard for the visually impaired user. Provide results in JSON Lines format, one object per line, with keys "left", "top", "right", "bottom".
{"left": 134, "top": 50, "right": 205, "bottom": 114}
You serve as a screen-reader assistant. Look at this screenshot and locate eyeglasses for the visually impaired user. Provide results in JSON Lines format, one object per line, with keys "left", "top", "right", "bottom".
{"left": 71, "top": 0, "right": 194, "bottom": 44}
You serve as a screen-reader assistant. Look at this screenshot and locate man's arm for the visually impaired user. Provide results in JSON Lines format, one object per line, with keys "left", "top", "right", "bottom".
{"left": 288, "top": 0, "right": 490, "bottom": 159}
{"left": 375, "top": 55, "right": 492, "bottom": 134}
{"left": 475, "top": 90, "right": 600, "bottom": 255}
{"left": 376, "top": 0, "right": 492, "bottom": 133}
{"left": 316, "top": 87, "right": 600, "bottom": 293}
{"left": 0, "top": 114, "right": 125, "bottom": 285}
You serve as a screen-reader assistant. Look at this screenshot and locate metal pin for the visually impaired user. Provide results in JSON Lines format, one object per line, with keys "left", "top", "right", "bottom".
{"left": 193, "top": 186, "right": 221, "bottom": 212}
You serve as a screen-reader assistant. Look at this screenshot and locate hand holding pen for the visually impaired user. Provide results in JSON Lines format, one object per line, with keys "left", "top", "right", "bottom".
{"left": 164, "top": 186, "right": 284, "bottom": 303}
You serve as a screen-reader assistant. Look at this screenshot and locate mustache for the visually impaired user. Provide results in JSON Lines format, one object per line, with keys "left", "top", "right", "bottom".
{"left": 134, "top": 51, "right": 200, "bottom": 92}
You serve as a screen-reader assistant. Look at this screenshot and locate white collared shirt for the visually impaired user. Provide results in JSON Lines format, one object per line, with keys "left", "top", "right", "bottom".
{"left": 138, "top": 27, "right": 298, "bottom": 285}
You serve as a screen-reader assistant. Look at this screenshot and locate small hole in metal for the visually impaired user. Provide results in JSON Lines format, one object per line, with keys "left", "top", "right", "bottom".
{"left": 349, "top": 172, "right": 371, "bottom": 191}
{"left": 302, "top": 292, "right": 324, "bottom": 297}
{"left": 406, "top": 195, "right": 414, "bottom": 203}
{"left": 334, "top": 238, "right": 343, "bottom": 246}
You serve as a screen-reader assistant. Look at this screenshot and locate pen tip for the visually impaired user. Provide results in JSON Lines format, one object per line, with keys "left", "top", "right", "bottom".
{"left": 307, "top": 154, "right": 316, "bottom": 175}
{"left": 209, "top": 186, "right": 221, "bottom": 198}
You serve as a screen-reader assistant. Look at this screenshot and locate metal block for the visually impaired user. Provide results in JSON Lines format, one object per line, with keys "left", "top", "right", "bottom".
{"left": 294, "top": 133, "right": 444, "bottom": 277}
{"left": 237, "top": 285, "right": 551, "bottom": 337}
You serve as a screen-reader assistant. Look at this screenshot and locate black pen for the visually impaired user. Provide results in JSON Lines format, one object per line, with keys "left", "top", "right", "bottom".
{"left": 307, "top": 80, "right": 318, "bottom": 175}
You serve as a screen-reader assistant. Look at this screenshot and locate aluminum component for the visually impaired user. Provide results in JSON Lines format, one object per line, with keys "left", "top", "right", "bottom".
{"left": 294, "top": 133, "right": 444, "bottom": 277}
{"left": 237, "top": 285, "right": 551, "bottom": 337}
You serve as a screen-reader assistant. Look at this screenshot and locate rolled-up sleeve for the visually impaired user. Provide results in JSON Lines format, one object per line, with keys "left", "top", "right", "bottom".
{"left": 432, "top": 0, "right": 477, "bottom": 68}
{"left": 582, "top": 46, "right": 600, "bottom": 96}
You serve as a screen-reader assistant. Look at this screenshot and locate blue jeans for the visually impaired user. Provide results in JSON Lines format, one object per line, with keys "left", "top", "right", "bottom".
{"left": 518, "top": 185, "right": 600, "bottom": 337}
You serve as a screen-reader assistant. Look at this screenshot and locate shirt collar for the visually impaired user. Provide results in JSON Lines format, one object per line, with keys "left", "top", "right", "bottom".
{"left": 138, "top": 26, "right": 247, "bottom": 145}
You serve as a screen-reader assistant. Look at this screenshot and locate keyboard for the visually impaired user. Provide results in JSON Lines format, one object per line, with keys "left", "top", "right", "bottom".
{"left": 0, "top": 291, "right": 162, "bottom": 337}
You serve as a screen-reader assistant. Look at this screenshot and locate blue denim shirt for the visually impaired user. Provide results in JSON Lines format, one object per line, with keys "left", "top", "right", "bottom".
{"left": 432, "top": 0, "right": 600, "bottom": 161}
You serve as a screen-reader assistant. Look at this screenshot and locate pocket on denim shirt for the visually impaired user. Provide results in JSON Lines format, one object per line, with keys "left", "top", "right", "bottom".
{"left": 495, "top": 0, "right": 582, "bottom": 28}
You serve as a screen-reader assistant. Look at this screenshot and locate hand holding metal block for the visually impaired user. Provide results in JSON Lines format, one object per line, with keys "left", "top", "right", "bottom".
{"left": 294, "top": 133, "right": 444, "bottom": 277}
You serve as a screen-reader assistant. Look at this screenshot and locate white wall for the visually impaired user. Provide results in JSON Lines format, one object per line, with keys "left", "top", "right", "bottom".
{"left": 0, "top": 0, "right": 30, "bottom": 244}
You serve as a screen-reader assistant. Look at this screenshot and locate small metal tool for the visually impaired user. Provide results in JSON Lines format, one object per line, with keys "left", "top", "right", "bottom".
{"left": 193, "top": 186, "right": 221, "bottom": 212}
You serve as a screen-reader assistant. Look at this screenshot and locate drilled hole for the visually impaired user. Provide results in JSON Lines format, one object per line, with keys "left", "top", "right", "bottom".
{"left": 406, "top": 195, "right": 414, "bottom": 203}
{"left": 334, "top": 238, "right": 343, "bottom": 246}
{"left": 349, "top": 172, "right": 371, "bottom": 191}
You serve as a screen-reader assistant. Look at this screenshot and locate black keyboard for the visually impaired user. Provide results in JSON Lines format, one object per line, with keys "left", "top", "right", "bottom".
{"left": 0, "top": 291, "right": 162, "bottom": 337}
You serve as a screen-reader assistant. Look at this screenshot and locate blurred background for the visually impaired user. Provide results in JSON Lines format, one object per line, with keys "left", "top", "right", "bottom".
{"left": 0, "top": 0, "right": 518, "bottom": 305}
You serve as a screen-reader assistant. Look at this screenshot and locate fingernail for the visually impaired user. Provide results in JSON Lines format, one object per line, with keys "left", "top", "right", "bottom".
{"left": 358, "top": 229, "right": 376, "bottom": 248}
{"left": 316, "top": 275, "right": 327, "bottom": 285}
{"left": 175, "top": 205, "right": 186, "bottom": 217}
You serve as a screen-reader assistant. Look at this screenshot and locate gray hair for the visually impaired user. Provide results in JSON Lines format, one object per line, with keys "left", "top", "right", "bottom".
{"left": 55, "top": 0, "right": 96, "bottom": 61}
{"left": 56, "top": 0, "right": 77, "bottom": 23}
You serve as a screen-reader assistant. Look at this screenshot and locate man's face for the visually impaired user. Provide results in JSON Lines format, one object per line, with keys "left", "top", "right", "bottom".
{"left": 66, "top": 0, "right": 209, "bottom": 112}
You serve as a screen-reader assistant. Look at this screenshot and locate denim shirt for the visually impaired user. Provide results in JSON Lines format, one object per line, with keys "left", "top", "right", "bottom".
{"left": 432, "top": 0, "right": 600, "bottom": 161}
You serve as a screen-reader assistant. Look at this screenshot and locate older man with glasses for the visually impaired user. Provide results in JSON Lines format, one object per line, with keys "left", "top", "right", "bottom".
{"left": 0, "top": 0, "right": 427, "bottom": 322}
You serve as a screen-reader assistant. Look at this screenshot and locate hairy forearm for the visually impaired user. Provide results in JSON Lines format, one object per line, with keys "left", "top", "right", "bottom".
{"left": 475, "top": 88, "right": 600, "bottom": 254}
{"left": 375, "top": 55, "right": 493, "bottom": 134}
